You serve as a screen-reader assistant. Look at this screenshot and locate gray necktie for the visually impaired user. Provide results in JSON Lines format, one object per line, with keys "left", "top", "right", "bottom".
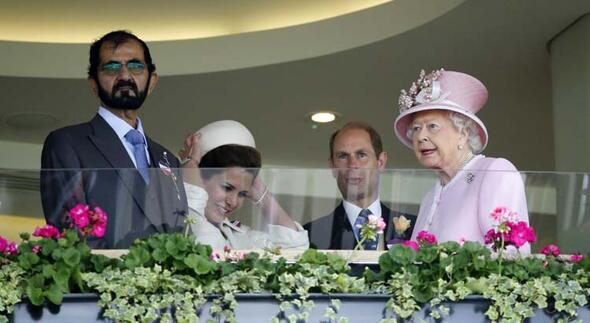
{"left": 125, "top": 129, "right": 150, "bottom": 184}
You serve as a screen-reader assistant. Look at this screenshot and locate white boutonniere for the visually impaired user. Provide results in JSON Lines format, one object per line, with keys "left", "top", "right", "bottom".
{"left": 393, "top": 215, "right": 412, "bottom": 236}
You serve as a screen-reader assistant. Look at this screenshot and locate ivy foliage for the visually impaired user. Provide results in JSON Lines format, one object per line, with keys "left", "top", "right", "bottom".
{"left": 2, "top": 234, "right": 590, "bottom": 322}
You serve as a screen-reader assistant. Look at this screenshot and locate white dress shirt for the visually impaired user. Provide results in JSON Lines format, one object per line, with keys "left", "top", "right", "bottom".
{"left": 98, "top": 107, "right": 150, "bottom": 167}
{"left": 184, "top": 182, "right": 309, "bottom": 250}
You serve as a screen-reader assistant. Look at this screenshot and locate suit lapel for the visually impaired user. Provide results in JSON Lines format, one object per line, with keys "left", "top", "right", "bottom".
{"left": 146, "top": 136, "right": 163, "bottom": 167}
{"left": 330, "top": 202, "right": 356, "bottom": 249}
{"left": 88, "top": 115, "right": 135, "bottom": 169}
{"left": 381, "top": 202, "right": 392, "bottom": 234}
{"left": 87, "top": 115, "right": 159, "bottom": 227}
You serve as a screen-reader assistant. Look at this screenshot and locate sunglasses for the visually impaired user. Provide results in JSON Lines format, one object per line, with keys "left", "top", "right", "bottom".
{"left": 100, "top": 61, "right": 146, "bottom": 75}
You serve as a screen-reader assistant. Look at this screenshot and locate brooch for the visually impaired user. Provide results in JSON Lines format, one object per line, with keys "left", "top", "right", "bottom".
{"left": 160, "top": 152, "right": 181, "bottom": 201}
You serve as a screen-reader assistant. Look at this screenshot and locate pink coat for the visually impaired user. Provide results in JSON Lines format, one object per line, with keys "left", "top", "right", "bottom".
{"left": 410, "top": 155, "right": 530, "bottom": 252}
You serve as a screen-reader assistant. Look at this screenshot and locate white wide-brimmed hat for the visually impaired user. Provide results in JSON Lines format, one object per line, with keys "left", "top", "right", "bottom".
{"left": 197, "top": 120, "right": 256, "bottom": 158}
{"left": 393, "top": 69, "right": 489, "bottom": 153}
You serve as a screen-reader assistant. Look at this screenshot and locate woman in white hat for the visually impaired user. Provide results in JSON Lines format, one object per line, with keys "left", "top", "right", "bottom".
{"left": 394, "top": 69, "right": 531, "bottom": 251}
{"left": 179, "top": 120, "right": 309, "bottom": 250}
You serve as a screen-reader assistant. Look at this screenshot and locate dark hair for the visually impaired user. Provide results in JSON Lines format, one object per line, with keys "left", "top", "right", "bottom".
{"left": 329, "top": 121, "right": 384, "bottom": 159}
{"left": 199, "top": 144, "right": 262, "bottom": 180}
{"left": 87, "top": 30, "right": 156, "bottom": 81}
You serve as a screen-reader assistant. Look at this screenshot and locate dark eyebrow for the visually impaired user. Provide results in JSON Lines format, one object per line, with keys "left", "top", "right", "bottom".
{"left": 103, "top": 60, "right": 122, "bottom": 65}
{"left": 223, "top": 182, "right": 236, "bottom": 190}
{"left": 103, "top": 59, "right": 143, "bottom": 65}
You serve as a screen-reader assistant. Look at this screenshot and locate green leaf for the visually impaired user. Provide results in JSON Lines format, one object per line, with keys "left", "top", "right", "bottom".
{"left": 465, "top": 277, "right": 488, "bottom": 294}
{"left": 440, "top": 241, "right": 461, "bottom": 253}
{"left": 18, "top": 255, "right": 31, "bottom": 270}
{"left": 152, "top": 248, "right": 169, "bottom": 262}
{"left": 124, "top": 247, "right": 151, "bottom": 268}
{"left": 77, "top": 243, "right": 91, "bottom": 257}
{"left": 378, "top": 252, "right": 397, "bottom": 272}
{"left": 195, "top": 243, "right": 212, "bottom": 256}
{"left": 63, "top": 248, "right": 81, "bottom": 267}
{"left": 184, "top": 254, "right": 215, "bottom": 274}
{"left": 173, "top": 258, "right": 188, "bottom": 270}
{"left": 28, "top": 274, "right": 45, "bottom": 288}
{"left": 389, "top": 244, "right": 417, "bottom": 265}
{"left": 54, "top": 267, "right": 71, "bottom": 291}
{"left": 417, "top": 247, "right": 438, "bottom": 264}
{"left": 63, "top": 230, "right": 79, "bottom": 244}
{"left": 18, "top": 252, "right": 40, "bottom": 270}
{"left": 40, "top": 239, "right": 57, "bottom": 256}
{"left": 42, "top": 265, "right": 56, "bottom": 278}
{"left": 44, "top": 283, "right": 64, "bottom": 305}
{"left": 413, "top": 284, "right": 434, "bottom": 303}
{"left": 165, "top": 238, "right": 183, "bottom": 258}
{"left": 52, "top": 248, "right": 64, "bottom": 260}
{"left": 26, "top": 285, "right": 44, "bottom": 306}
{"left": 89, "top": 254, "right": 113, "bottom": 272}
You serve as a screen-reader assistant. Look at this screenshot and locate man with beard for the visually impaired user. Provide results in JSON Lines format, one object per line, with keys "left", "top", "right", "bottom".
{"left": 304, "top": 122, "right": 415, "bottom": 249}
{"left": 40, "top": 30, "right": 188, "bottom": 248}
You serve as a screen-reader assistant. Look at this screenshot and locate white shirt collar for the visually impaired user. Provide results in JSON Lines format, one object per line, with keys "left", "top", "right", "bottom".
{"left": 221, "top": 218, "right": 246, "bottom": 233}
{"left": 98, "top": 106, "right": 147, "bottom": 142}
{"left": 342, "top": 198, "right": 382, "bottom": 228}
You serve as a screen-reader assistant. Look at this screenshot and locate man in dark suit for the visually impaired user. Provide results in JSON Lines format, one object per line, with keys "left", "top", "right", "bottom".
{"left": 304, "top": 122, "right": 415, "bottom": 250}
{"left": 41, "top": 30, "right": 188, "bottom": 249}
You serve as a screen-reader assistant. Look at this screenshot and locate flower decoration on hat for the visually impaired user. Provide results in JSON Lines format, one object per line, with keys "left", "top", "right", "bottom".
{"left": 398, "top": 68, "right": 445, "bottom": 113}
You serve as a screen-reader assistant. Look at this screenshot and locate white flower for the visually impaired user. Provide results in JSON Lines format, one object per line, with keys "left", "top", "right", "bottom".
{"left": 393, "top": 215, "right": 412, "bottom": 235}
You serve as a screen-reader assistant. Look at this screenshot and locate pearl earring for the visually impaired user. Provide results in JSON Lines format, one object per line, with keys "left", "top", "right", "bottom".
{"left": 458, "top": 144, "right": 463, "bottom": 150}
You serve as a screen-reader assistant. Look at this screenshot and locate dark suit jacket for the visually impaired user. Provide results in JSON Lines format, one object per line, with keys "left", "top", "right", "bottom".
{"left": 40, "top": 114, "right": 188, "bottom": 249}
{"left": 303, "top": 202, "right": 416, "bottom": 250}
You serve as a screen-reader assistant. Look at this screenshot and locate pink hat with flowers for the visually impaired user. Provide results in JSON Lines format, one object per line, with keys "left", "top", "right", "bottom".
{"left": 393, "top": 69, "right": 489, "bottom": 153}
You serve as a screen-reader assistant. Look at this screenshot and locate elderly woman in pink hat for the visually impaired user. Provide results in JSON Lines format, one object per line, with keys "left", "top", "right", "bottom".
{"left": 394, "top": 69, "right": 531, "bottom": 252}
{"left": 179, "top": 120, "right": 309, "bottom": 250}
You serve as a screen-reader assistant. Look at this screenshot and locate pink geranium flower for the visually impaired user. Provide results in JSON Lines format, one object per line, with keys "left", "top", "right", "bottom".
{"left": 0, "top": 236, "right": 7, "bottom": 252}
{"left": 0, "top": 236, "right": 18, "bottom": 256}
{"left": 33, "top": 225, "right": 62, "bottom": 239}
{"left": 490, "top": 206, "right": 508, "bottom": 221}
{"left": 32, "top": 245, "right": 42, "bottom": 254}
{"left": 486, "top": 207, "right": 536, "bottom": 251}
{"left": 484, "top": 229, "right": 497, "bottom": 245}
{"left": 225, "top": 250, "right": 247, "bottom": 262}
{"left": 210, "top": 251, "right": 222, "bottom": 262}
{"left": 570, "top": 253, "right": 584, "bottom": 263}
{"left": 507, "top": 221, "right": 536, "bottom": 247}
{"left": 540, "top": 244, "right": 560, "bottom": 257}
{"left": 5, "top": 242, "right": 18, "bottom": 256}
{"left": 69, "top": 203, "right": 89, "bottom": 215}
{"left": 367, "top": 215, "right": 386, "bottom": 235}
{"left": 490, "top": 206, "right": 517, "bottom": 222}
{"left": 401, "top": 240, "right": 419, "bottom": 251}
{"left": 416, "top": 230, "right": 437, "bottom": 245}
{"left": 91, "top": 224, "right": 106, "bottom": 238}
{"left": 69, "top": 204, "right": 90, "bottom": 229}
{"left": 92, "top": 207, "right": 107, "bottom": 224}
{"left": 67, "top": 203, "right": 109, "bottom": 238}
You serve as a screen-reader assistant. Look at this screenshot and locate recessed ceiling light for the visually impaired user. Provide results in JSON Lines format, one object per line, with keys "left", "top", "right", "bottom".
{"left": 310, "top": 112, "right": 336, "bottom": 123}
{"left": 4, "top": 113, "right": 58, "bottom": 129}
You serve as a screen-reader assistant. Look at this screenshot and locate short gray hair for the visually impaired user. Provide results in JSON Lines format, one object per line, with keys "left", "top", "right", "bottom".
{"left": 448, "top": 112, "right": 483, "bottom": 153}
{"left": 405, "top": 111, "right": 483, "bottom": 153}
